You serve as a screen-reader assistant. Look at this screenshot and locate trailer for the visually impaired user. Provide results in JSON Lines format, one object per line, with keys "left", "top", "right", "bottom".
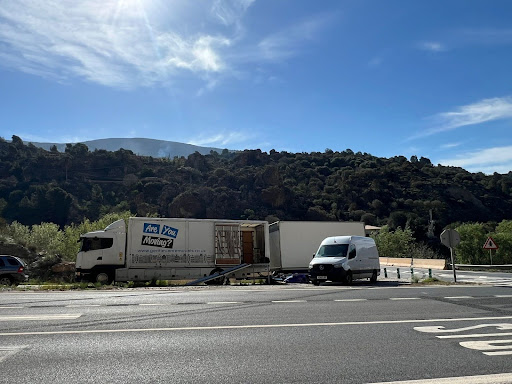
{"left": 75, "top": 217, "right": 270, "bottom": 284}
{"left": 269, "top": 221, "right": 366, "bottom": 273}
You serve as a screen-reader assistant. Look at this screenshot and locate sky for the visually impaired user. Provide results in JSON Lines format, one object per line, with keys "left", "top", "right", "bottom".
{"left": 1, "top": 0, "right": 512, "bottom": 174}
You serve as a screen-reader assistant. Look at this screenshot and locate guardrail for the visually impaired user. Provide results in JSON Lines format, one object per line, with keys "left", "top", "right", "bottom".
{"left": 380, "top": 257, "right": 446, "bottom": 270}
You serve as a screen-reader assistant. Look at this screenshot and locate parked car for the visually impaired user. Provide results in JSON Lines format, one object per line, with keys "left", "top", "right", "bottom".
{"left": 0, "top": 255, "right": 28, "bottom": 286}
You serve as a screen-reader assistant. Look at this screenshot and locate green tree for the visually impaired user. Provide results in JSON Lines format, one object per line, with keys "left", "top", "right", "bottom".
{"left": 371, "top": 225, "right": 415, "bottom": 258}
{"left": 454, "top": 223, "right": 487, "bottom": 264}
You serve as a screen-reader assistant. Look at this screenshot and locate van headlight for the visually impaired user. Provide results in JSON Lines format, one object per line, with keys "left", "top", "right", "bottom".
{"left": 308, "top": 264, "right": 313, "bottom": 269}
{"left": 334, "top": 264, "right": 343, "bottom": 269}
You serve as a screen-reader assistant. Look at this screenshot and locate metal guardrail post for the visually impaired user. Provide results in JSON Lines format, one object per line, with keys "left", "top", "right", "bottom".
{"left": 397, "top": 268, "right": 400, "bottom": 279}
{"left": 410, "top": 267, "right": 414, "bottom": 280}
{"left": 384, "top": 268, "right": 388, "bottom": 278}
{"left": 429, "top": 269, "right": 432, "bottom": 279}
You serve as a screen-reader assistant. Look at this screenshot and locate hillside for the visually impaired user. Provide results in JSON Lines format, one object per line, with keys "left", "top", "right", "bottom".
{"left": 1, "top": 136, "right": 512, "bottom": 247}
{"left": 28, "top": 137, "right": 225, "bottom": 158}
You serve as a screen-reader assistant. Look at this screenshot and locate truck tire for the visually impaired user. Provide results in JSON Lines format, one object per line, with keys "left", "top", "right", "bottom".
{"left": 206, "top": 268, "right": 224, "bottom": 285}
{"left": 94, "top": 271, "right": 113, "bottom": 285}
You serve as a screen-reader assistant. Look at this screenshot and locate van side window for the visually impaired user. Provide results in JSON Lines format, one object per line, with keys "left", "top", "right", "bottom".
{"left": 348, "top": 244, "right": 357, "bottom": 259}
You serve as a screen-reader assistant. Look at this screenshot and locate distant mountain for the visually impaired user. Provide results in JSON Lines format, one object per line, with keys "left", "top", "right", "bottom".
{"left": 29, "top": 138, "right": 227, "bottom": 158}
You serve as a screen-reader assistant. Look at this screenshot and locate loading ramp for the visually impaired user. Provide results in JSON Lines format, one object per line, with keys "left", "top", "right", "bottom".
{"left": 185, "top": 263, "right": 252, "bottom": 286}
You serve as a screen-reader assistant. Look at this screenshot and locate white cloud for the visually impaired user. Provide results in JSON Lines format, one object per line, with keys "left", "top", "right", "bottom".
{"left": 438, "top": 146, "right": 512, "bottom": 174}
{"left": 419, "top": 41, "right": 446, "bottom": 52}
{"left": 0, "top": 0, "right": 251, "bottom": 88}
{"left": 412, "top": 96, "right": 512, "bottom": 139}
{"left": 440, "top": 142, "right": 462, "bottom": 149}
{"left": 187, "top": 131, "right": 257, "bottom": 148}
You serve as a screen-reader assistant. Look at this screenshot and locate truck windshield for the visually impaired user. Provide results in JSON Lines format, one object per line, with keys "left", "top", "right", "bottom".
{"left": 79, "top": 237, "right": 113, "bottom": 252}
{"left": 316, "top": 244, "right": 349, "bottom": 258}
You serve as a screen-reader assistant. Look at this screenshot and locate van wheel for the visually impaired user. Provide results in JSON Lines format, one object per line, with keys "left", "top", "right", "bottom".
{"left": 370, "top": 270, "right": 378, "bottom": 283}
{"left": 344, "top": 272, "right": 353, "bottom": 285}
{"left": 312, "top": 280, "right": 320, "bottom": 286}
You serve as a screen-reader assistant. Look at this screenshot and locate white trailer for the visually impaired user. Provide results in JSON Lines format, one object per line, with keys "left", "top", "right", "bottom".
{"left": 75, "top": 217, "right": 270, "bottom": 284}
{"left": 269, "top": 221, "right": 366, "bottom": 273}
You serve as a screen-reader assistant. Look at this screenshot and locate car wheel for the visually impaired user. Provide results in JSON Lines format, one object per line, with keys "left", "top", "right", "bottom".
{"left": 344, "top": 272, "right": 353, "bottom": 285}
{"left": 0, "top": 276, "right": 13, "bottom": 286}
{"left": 370, "top": 270, "right": 378, "bottom": 283}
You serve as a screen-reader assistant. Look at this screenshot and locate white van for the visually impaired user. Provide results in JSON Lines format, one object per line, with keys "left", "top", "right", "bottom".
{"left": 308, "top": 236, "right": 380, "bottom": 285}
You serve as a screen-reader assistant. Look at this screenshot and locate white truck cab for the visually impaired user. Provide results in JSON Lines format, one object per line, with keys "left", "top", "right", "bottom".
{"left": 308, "top": 236, "right": 380, "bottom": 285}
{"left": 75, "top": 219, "right": 127, "bottom": 284}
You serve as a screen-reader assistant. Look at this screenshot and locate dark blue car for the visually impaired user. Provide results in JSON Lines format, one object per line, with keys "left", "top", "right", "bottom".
{"left": 0, "top": 255, "right": 28, "bottom": 286}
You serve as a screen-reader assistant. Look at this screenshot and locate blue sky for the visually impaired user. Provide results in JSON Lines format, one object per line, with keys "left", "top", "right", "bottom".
{"left": 1, "top": 0, "right": 512, "bottom": 174}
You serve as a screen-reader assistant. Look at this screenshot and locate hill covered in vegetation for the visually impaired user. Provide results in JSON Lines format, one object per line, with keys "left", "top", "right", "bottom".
{"left": 2, "top": 135, "right": 512, "bottom": 248}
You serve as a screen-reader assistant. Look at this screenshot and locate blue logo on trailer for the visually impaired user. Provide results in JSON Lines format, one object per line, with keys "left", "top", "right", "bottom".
{"left": 143, "top": 223, "right": 160, "bottom": 234}
{"left": 161, "top": 225, "right": 179, "bottom": 238}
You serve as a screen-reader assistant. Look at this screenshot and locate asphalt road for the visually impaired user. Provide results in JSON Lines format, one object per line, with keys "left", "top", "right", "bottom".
{"left": 1, "top": 281, "right": 512, "bottom": 384}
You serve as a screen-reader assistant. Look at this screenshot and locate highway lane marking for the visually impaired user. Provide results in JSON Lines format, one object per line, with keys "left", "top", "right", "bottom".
{"left": 139, "top": 303, "right": 165, "bottom": 306}
{"left": 438, "top": 332, "right": 512, "bottom": 339}
{"left": 443, "top": 296, "right": 475, "bottom": 299}
{"left": 0, "top": 314, "right": 82, "bottom": 321}
{"left": 2, "top": 315, "right": 512, "bottom": 336}
{"left": 271, "top": 300, "right": 307, "bottom": 303}
{"left": 65, "top": 305, "right": 101, "bottom": 308}
{"left": 459, "top": 339, "right": 512, "bottom": 356}
{"left": 0, "top": 306, "right": 24, "bottom": 309}
{"left": 334, "top": 299, "right": 367, "bottom": 302}
{"left": 495, "top": 295, "right": 512, "bottom": 298}
{"left": 389, "top": 297, "right": 421, "bottom": 300}
{"left": 370, "top": 372, "right": 512, "bottom": 384}
{"left": 206, "top": 302, "right": 241, "bottom": 304}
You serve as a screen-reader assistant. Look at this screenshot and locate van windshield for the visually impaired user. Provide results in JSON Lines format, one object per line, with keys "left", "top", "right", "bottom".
{"left": 315, "top": 244, "right": 349, "bottom": 258}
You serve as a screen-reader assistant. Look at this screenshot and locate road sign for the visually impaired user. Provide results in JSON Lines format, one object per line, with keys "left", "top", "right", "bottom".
{"left": 483, "top": 237, "right": 499, "bottom": 250}
{"left": 440, "top": 229, "right": 460, "bottom": 248}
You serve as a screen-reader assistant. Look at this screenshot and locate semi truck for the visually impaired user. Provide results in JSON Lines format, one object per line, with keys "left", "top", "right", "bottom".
{"left": 75, "top": 217, "right": 270, "bottom": 284}
{"left": 269, "top": 221, "right": 366, "bottom": 273}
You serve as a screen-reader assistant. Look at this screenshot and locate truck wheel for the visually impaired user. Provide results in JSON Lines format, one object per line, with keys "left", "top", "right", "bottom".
{"left": 95, "top": 271, "right": 112, "bottom": 285}
{"left": 344, "top": 272, "right": 353, "bottom": 285}
{"left": 0, "top": 276, "right": 13, "bottom": 286}
{"left": 370, "top": 270, "right": 378, "bottom": 283}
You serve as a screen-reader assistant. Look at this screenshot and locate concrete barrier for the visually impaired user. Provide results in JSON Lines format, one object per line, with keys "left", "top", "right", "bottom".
{"left": 380, "top": 257, "right": 446, "bottom": 270}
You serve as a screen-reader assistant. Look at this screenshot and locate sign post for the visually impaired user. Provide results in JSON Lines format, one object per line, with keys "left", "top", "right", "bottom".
{"left": 483, "top": 237, "right": 499, "bottom": 265}
{"left": 440, "top": 229, "right": 461, "bottom": 283}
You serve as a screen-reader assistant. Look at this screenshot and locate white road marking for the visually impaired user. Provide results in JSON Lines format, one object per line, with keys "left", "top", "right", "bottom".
{"left": 271, "top": 300, "right": 307, "bottom": 303}
{"left": 3, "top": 315, "right": 512, "bottom": 336}
{"left": 65, "top": 305, "right": 100, "bottom": 308}
{"left": 414, "top": 323, "right": 512, "bottom": 334}
{"left": 0, "top": 345, "right": 29, "bottom": 362}
{"left": 206, "top": 302, "right": 241, "bottom": 305}
{"left": 139, "top": 303, "right": 165, "bottom": 306}
{"left": 460, "top": 339, "right": 512, "bottom": 356}
{"left": 444, "top": 296, "right": 474, "bottom": 299}
{"left": 370, "top": 372, "right": 512, "bottom": 384}
{"left": 0, "top": 314, "right": 82, "bottom": 321}
{"left": 438, "top": 332, "right": 512, "bottom": 339}
{"left": 334, "top": 299, "right": 367, "bottom": 302}
{"left": 389, "top": 297, "right": 421, "bottom": 300}
{"left": 495, "top": 295, "right": 512, "bottom": 298}
{"left": 0, "top": 306, "right": 24, "bottom": 309}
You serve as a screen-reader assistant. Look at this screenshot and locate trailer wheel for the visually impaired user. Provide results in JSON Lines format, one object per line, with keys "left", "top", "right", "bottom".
{"left": 370, "top": 270, "right": 378, "bottom": 283}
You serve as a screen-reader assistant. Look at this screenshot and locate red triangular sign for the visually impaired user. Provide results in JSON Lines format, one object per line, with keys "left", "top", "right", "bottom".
{"left": 483, "top": 237, "right": 499, "bottom": 250}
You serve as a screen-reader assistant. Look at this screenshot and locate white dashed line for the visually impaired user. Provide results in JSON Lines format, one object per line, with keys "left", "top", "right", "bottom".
{"left": 206, "top": 302, "right": 241, "bottom": 305}
{"left": 0, "top": 314, "right": 82, "bottom": 321}
{"left": 65, "top": 305, "right": 101, "bottom": 308}
{"left": 334, "top": 299, "right": 367, "bottom": 302}
{"left": 444, "top": 296, "right": 474, "bottom": 299}
{"left": 139, "top": 303, "right": 165, "bottom": 306}
{"left": 389, "top": 297, "right": 421, "bottom": 301}
{"left": 271, "top": 300, "right": 307, "bottom": 303}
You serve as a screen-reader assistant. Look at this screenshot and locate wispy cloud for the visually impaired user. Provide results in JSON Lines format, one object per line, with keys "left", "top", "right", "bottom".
{"left": 438, "top": 145, "right": 512, "bottom": 174}
{"left": 411, "top": 96, "right": 512, "bottom": 139}
{"left": 418, "top": 41, "right": 446, "bottom": 52}
{"left": 440, "top": 142, "right": 462, "bottom": 150}
{"left": 187, "top": 131, "right": 257, "bottom": 148}
{"left": 0, "top": 0, "right": 330, "bottom": 90}
{"left": 0, "top": 0, "right": 251, "bottom": 88}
